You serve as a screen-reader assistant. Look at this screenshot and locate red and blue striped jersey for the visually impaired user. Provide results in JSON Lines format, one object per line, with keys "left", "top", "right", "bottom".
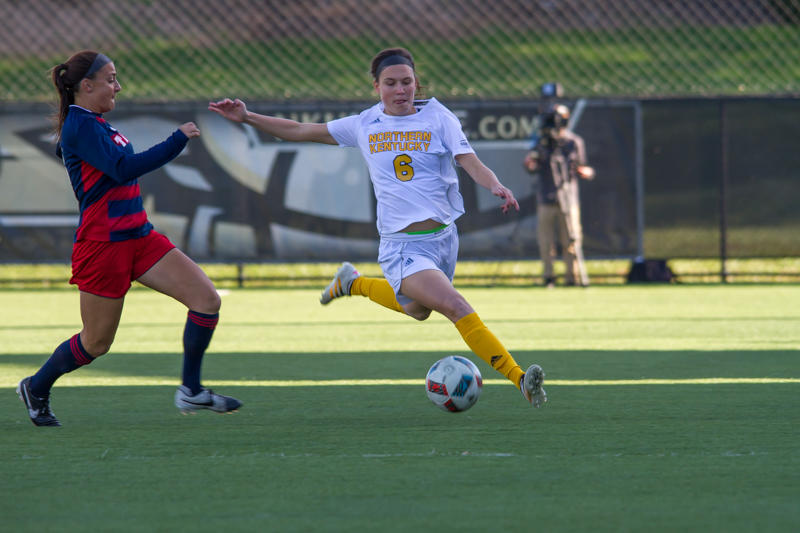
{"left": 59, "top": 105, "right": 188, "bottom": 242}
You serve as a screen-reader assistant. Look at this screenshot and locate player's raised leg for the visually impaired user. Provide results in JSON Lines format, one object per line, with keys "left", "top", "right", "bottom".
{"left": 18, "top": 291, "right": 124, "bottom": 427}
{"left": 136, "top": 248, "right": 241, "bottom": 414}
{"left": 400, "top": 269, "right": 546, "bottom": 407}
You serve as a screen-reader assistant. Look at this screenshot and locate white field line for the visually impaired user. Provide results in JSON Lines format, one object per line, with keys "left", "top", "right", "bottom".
{"left": 206, "top": 378, "right": 800, "bottom": 386}
{"left": 1, "top": 377, "right": 799, "bottom": 388}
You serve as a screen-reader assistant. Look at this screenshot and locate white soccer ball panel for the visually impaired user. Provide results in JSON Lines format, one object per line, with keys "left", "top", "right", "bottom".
{"left": 425, "top": 355, "right": 483, "bottom": 413}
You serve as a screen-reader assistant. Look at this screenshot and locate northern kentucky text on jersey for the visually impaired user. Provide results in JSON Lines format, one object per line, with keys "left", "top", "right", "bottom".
{"left": 368, "top": 131, "right": 432, "bottom": 154}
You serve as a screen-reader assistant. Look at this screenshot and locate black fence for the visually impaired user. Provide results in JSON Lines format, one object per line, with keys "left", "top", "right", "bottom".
{"left": 643, "top": 98, "right": 800, "bottom": 266}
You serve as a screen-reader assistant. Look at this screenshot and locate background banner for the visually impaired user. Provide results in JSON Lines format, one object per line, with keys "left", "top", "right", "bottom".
{"left": 0, "top": 101, "right": 638, "bottom": 261}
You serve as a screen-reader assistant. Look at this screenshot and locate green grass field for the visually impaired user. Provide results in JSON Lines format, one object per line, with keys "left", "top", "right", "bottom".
{"left": 1, "top": 285, "right": 799, "bottom": 532}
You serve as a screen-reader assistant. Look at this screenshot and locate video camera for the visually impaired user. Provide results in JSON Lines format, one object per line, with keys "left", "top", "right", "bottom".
{"left": 540, "top": 104, "right": 569, "bottom": 132}
{"left": 539, "top": 82, "right": 567, "bottom": 129}
{"left": 537, "top": 82, "right": 569, "bottom": 146}
{"left": 524, "top": 82, "right": 570, "bottom": 172}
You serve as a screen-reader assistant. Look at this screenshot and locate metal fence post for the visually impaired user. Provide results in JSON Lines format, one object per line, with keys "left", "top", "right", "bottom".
{"left": 634, "top": 100, "right": 645, "bottom": 259}
{"left": 719, "top": 100, "right": 729, "bottom": 283}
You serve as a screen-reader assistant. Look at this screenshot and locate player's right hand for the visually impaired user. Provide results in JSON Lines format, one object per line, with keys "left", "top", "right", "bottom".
{"left": 208, "top": 98, "right": 248, "bottom": 123}
{"left": 179, "top": 122, "right": 200, "bottom": 138}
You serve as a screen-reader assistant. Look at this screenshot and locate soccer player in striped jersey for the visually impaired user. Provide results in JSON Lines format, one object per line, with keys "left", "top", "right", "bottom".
{"left": 209, "top": 48, "right": 546, "bottom": 409}
{"left": 17, "top": 51, "right": 241, "bottom": 427}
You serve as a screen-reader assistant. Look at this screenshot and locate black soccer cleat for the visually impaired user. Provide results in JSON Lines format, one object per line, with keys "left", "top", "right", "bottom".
{"left": 17, "top": 377, "right": 61, "bottom": 427}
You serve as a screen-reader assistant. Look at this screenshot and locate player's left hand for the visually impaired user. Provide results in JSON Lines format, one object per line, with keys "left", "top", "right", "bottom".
{"left": 492, "top": 184, "right": 520, "bottom": 214}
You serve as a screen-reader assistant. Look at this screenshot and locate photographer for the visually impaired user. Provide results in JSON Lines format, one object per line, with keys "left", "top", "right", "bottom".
{"left": 523, "top": 103, "right": 594, "bottom": 287}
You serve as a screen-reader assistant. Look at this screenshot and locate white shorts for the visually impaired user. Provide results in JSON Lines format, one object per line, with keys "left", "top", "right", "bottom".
{"left": 378, "top": 224, "right": 459, "bottom": 306}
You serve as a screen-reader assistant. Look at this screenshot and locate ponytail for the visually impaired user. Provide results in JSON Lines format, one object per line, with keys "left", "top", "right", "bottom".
{"left": 51, "top": 63, "right": 73, "bottom": 143}
{"left": 49, "top": 51, "right": 101, "bottom": 143}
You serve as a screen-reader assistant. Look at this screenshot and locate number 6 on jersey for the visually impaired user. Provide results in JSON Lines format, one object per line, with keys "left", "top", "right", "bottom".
{"left": 393, "top": 154, "right": 415, "bottom": 181}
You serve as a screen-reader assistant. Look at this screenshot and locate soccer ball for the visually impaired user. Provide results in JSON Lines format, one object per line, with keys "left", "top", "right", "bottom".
{"left": 425, "top": 355, "right": 483, "bottom": 413}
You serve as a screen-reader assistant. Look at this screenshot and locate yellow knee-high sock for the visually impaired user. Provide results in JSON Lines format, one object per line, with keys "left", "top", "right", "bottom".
{"left": 455, "top": 312, "right": 524, "bottom": 388}
{"left": 350, "top": 277, "right": 405, "bottom": 314}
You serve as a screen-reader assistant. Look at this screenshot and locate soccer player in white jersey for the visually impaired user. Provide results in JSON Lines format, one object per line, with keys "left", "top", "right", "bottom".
{"left": 209, "top": 48, "right": 546, "bottom": 407}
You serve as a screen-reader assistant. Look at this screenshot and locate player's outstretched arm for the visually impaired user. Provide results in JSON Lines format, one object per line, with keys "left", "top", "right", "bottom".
{"left": 69, "top": 119, "right": 195, "bottom": 184}
{"left": 208, "top": 99, "right": 337, "bottom": 145}
{"left": 455, "top": 152, "right": 520, "bottom": 214}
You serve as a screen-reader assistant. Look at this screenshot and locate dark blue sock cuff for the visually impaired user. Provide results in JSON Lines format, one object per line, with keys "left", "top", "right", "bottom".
{"left": 70, "top": 334, "right": 94, "bottom": 366}
{"left": 188, "top": 311, "right": 219, "bottom": 329}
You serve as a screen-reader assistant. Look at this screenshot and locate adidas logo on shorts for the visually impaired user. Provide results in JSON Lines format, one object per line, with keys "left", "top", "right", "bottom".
{"left": 403, "top": 257, "right": 414, "bottom": 267}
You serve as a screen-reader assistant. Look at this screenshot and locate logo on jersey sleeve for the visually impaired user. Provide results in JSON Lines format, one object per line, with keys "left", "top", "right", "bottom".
{"left": 368, "top": 131, "right": 431, "bottom": 154}
{"left": 111, "top": 132, "right": 130, "bottom": 147}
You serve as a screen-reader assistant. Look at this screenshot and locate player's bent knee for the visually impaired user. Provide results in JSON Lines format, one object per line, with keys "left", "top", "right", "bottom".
{"left": 82, "top": 338, "right": 113, "bottom": 357}
{"left": 409, "top": 308, "right": 432, "bottom": 321}
{"left": 208, "top": 291, "right": 222, "bottom": 313}
{"left": 402, "top": 301, "right": 432, "bottom": 321}
{"left": 442, "top": 296, "right": 473, "bottom": 322}
{"left": 193, "top": 289, "right": 221, "bottom": 314}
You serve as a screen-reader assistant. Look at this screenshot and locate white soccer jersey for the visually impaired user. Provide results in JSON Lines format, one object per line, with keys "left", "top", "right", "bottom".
{"left": 327, "top": 98, "right": 475, "bottom": 235}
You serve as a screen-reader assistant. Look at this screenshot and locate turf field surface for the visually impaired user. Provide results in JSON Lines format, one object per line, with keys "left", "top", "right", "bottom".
{"left": 1, "top": 285, "right": 799, "bottom": 532}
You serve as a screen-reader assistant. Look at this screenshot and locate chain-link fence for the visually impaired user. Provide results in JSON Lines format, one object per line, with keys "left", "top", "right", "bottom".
{"left": 2, "top": 0, "right": 800, "bottom": 102}
{"left": 643, "top": 97, "right": 800, "bottom": 260}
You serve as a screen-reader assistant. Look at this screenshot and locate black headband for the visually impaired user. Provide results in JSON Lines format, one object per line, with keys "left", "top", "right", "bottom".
{"left": 84, "top": 53, "right": 112, "bottom": 79}
{"left": 375, "top": 54, "right": 414, "bottom": 78}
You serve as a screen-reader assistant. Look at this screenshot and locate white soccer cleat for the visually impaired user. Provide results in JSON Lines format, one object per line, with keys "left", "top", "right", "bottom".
{"left": 174, "top": 386, "right": 242, "bottom": 414}
{"left": 319, "top": 261, "right": 360, "bottom": 305}
{"left": 521, "top": 364, "right": 547, "bottom": 408}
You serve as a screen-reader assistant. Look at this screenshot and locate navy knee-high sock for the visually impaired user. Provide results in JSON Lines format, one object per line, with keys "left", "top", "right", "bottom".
{"left": 182, "top": 311, "right": 219, "bottom": 395}
{"left": 30, "top": 334, "right": 94, "bottom": 398}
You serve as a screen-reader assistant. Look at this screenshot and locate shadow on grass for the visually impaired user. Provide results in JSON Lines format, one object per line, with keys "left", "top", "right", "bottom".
{"left": 1, "top": 315, "right": 799, "bottom": 332}
{"left": 2, "top": 350, "right": 798, "bottom": 386}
